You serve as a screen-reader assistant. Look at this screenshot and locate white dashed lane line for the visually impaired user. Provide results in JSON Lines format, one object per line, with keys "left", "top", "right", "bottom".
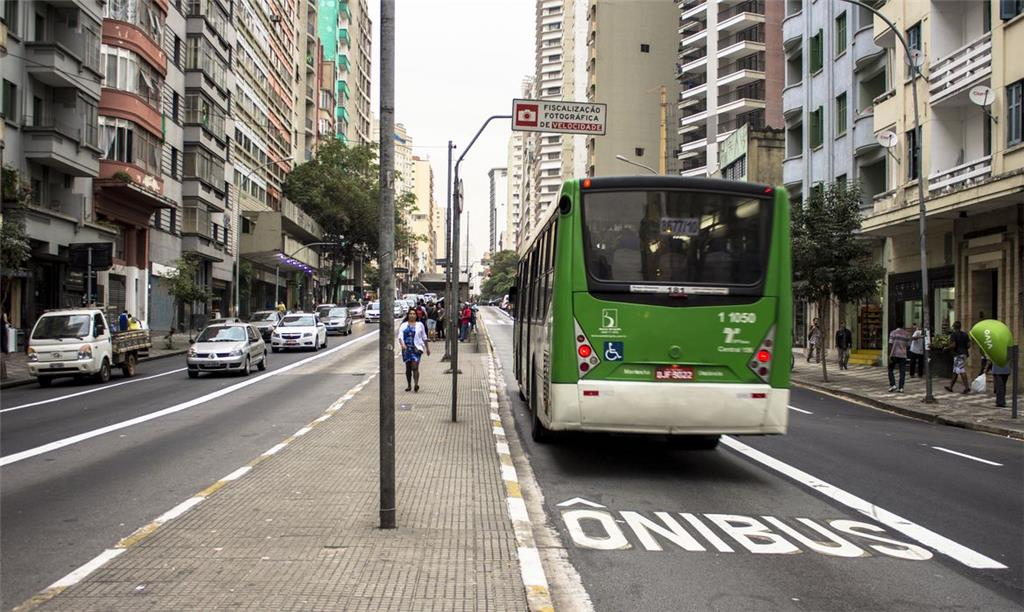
{"left": 788, "top": 406, "right": 814, "bottom": 415}
{"left": 1, "top": 368, "right": 188, "bottom": 414}
{"left": 930, "top": 446, "right": 1003, "bottom": 467}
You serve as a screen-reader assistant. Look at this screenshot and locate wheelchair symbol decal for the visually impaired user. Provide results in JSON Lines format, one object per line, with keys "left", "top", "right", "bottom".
{"left": 604, "top": 341, "right": 624, "bottom": 361}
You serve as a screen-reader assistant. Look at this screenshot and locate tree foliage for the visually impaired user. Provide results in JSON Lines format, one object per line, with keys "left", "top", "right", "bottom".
{"left": 166, "top": 254, "right": 210, "bottom": 344}
{"left": 791, "top": 182, "right": 884, "bottom": 381}
{"left": 283, "top": 141, "right": 420, "bottom": 283}
{"left": 1, "top": 166, "right": 32, "bottom": 311}
{"left": 481, "top": 250, "right": 518, "bottom": 300}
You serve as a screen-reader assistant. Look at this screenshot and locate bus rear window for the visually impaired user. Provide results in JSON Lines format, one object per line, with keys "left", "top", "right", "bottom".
{"left": 582, "top": 190, "right": 771, "bottom": 287}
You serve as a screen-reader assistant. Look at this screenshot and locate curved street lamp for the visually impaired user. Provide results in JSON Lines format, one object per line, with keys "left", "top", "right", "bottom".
{"left": 615, "top": 154, "right": 658, "bottom": 175}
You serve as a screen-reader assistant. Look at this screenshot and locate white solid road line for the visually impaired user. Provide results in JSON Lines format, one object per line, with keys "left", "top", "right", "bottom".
{"left": 788, "top": 406, "right": 814, "bottom": 414}
{"left": 722, "top": 436, "right": 1007, "bottom": 569}
{"left": 931, "top": 446, "right": 1003, "bottom": 467}
{"left": 0, "top": 367, "right": 188, "bottom": 414}
{"left": 0, "top": 331, "right": 379, "bottom": 468}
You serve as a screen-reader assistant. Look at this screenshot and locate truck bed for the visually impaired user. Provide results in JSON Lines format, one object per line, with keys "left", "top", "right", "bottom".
{"left": 112, "top": 330, "right": 152, "bottom": 353}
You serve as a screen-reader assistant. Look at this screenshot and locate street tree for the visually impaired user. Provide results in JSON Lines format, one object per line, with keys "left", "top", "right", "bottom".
{"left": 1, "top": 166, "right": 32, "bottom": 313}
{"left": 283, "top": 141, "right": 420, "bottom": 300}
{"left": 481, "top": 250, "right": 517, "bottom": 301}
{"left": 166, "top": 254, "right": 210, "bottom": 346}
{"left": 791, "top": 182, "right": 884, "bottom": 382}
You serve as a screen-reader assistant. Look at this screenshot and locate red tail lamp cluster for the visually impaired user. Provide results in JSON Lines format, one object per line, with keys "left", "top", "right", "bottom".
{"left": 748, "top": 328, "right": 776, "bottom": 382}
{"left": 574, "top": 320, "right": 600, "bottom": 377}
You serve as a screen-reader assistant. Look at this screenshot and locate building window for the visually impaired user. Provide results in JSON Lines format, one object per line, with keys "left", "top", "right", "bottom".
{"left": 835, "top": 92, "right": 847, "bottom": 136}
{"left": 1008, "top": 80, "right": 1023, "bottom": 146}
{"left": 640, "top": 43, "right": 650, "bottom": 53}
{"left": 1000, "top": 0, "right": 1024, "bottom": 20}
{"left": 101, "top": 44, "right": 164, "bottom": 110}
{"left": 906, "top": 22, "right": 921, "bottom": 51}
{"left": 809, "top": 107, "right": 823, "bottom": 148}
{"left": 184, "top": 93, "right": 225, "bottom": 140}
{"left": 81, "top": 99, "right": 98, "bottom": 148}
{"left": 98, "top": 116, "right": 162, "bottom": 176}
{"left": 835, "top": 12, "right": 847, "bottom": 56}
{"left": 722, "top": 156, "right": 746, "bottom": 180}
{"left": 810, "top": 30, "right": 823, "bottom": 73}
{"left": 170, "top": 147, "right": 179, "bottom": 179}
{"left": 104, "top": 0, "right": 164, "bottom": 42}
{"left": 2, "top": 1, "right": 19, "bottom": 35}
{"left": 2, "top": 79, "right": 16, "bottom": 121}
{"left": 837, "top": 174, "right": 847, "bottom": 190}
{"left": 634, "top": 147, "right": 645, "bottom": 157}
{"left": 906, "top": 127, "right": 920, "bottom": 180}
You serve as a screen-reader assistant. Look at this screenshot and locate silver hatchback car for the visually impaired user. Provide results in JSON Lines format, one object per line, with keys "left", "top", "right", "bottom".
{"left": 187, "top": 323, "right": 268, "bottom": 378}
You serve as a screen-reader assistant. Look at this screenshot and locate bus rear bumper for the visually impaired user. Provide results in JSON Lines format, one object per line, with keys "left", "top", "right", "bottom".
{"left": 545, "top": 381, "right": 788, "bottom": 435}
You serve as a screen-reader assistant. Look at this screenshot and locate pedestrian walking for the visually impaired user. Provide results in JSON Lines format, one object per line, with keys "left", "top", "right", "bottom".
{"left": 835, "top": 321, "right": 853, "bottom": 370}
{"left": 398, "top": 309, "right": 429, "bottom": 393}
{"left": 469, "top": 304, "right": 477, "bottom": 334}
{"left": 944, "top": 321, "right": 971, "bottom": 394}
{"left": 436, "top": 303, "right": 446, "bottom": 340}
{"left": 426, "top": 302, "right": 438, "bottom": 341}
{"left": 459, "top": 303, "right": 472, "bottom": 342}
{"left": 908, "top": 324, "right": 925, "bottom": 377}
{"left": 1, "top": 310, "right": 9, "bottom": 381}
{"left": 807, "top": 318, "right": 821, "bottom": 363}
{"left": 887, "top": 323, "right": 910, "bottom": 393}
{"left": 992, "top": 360, "right": 1011, "bottom": 408}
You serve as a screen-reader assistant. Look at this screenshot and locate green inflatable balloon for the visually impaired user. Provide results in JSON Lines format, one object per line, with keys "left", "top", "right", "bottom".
{"left": 968, "top": 319, "right": 1015, "bottom": 368}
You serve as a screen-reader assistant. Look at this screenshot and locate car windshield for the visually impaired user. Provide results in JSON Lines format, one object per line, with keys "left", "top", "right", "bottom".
{"left": 197, "top": 326, "right": 246, "bottom": 342}
{"left": 32, "top": 314, "right": 91, "bottom": 340}
{"left": 328, "top": 308, "right": 348, "bottom": 318}
{"left": 251, "top": 311, "right": 277, "bottom": 322}
{"left": 317, "top": 307, "right": 332, "bottom": 318}
{"left": 280, "top": 315, "right": 315, "bottom": 327}
{"left": 369, "top": 302, "right": 380, "bottom": 310}
{"left": 347, "top": 302, "right": 362, "bottom": 309}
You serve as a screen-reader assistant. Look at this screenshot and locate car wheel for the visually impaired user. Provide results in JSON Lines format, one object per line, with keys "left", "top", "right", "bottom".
{"left": 121, "top": 352, "right": 137, "bottom": 378}
{"left": 95, "top": 358, "right": 111, "bottom": 384}
{"left": 240, "top": 356, "right": 251, "bottom": 376}
{"left": 272, "top": 347, "right": 280, "bottom": 353}
{"left": 257, "top": 351, "right": 268, "bottom": 371}
{"left": 321, "top": 335, "right": 328, "bottom": 348}
{"left": 188, "top": 370, "right": 199, "bottom": 379}
{"left": 530, "top": 366, "right": 553, "bottom": 444}
{"left": 38, "top": 376, "right": 53, "bottom": 387}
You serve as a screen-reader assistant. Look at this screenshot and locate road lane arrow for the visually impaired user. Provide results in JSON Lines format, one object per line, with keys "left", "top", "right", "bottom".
{"left": 557, "top": 497, "right": 606, "bottom": 508}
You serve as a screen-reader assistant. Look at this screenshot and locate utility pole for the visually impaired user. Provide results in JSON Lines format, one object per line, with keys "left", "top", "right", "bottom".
{"left": 378, "top": 0, "right": 396, "bottom": 530}
{"left": 659, "top": 85, "right": 667, "bottom": 175}
{"left": 442, "top": 141, "right": 454, "bottom": 362}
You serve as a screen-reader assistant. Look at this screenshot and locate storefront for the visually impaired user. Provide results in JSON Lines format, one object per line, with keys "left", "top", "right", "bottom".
{"left": 887, "top": 266, "right": 956, "bottom": 333}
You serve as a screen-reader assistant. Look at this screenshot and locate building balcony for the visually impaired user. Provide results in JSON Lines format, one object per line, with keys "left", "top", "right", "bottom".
{"left": 678, "top": 16, "right": 707, "bottom": 37}
{"left": 852, "top": 26, "right": 884, "bottom": 70}
{"left": 718, "top": 110, "right": 765, "bottom": 134}
{"left": 852, "top": 110, "right": 881, "bottom": 157}
{"left": 717, "top": 83, "right": 766, "bottom": 116}
{"left": 680, "top": 0, "right": 706, "bottom": 21}
{"left": 928, "top": 33, "right": 991, "bottom": 106}
{"left": 281, "top": 199, "right": 322, "bottom": 243}
{"left": 718, "top": 54, "right": 765, "bottom": 88}
{"left": 872, "top": 88, "right": 897, "bottom": 130}
{"left": 679, "top": 55, "right": 708, "bottom": 75}
{"left": 681, "top": 27, "right": 708, "bottom": 50}
{"left": 928, "top": 155, "right": 991, "bottom": 195}
{"left": 182, "top": 175, "right": 227, "bottom": 213}
{"left": 717, "top": 1, "right": 765, "bottom": 34}
{"left": 24, "top": 41, "right": 103, "bottom": 98}
{"left": 782, "top": 155, "right": 804, "bottom": 186}
{"left": 782, "top": 82, "right": 803, "bottom": 117}
{"left": 21, "top": 116, "right": 100, "bottom": 177}
{"left": 717, "top": 37, "right": 765, "bottom": 62}
{"left": 782, "top": 10, "right": 802, "bottom": 51}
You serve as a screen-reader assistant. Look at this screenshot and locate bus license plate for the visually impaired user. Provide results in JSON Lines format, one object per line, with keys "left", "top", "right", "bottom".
{"left": 655, "top": 366, "right": 694, "bottom": 381}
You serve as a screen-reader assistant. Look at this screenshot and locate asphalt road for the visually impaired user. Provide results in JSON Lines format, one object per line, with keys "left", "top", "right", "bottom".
{"left": 482, "top": 307, "right": 1023, "bottom": 611}
{"left": 0, "top": 321, "right": 380, "bottom": 609}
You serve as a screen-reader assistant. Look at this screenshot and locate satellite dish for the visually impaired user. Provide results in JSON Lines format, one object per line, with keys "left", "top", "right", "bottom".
{"left": 904, "top": 49, "right": 925, "bottom": 68}
{"left": 969, "top": 85, "right": 995, "bottom": 108}
{"left": 876, "top": 130, "right": 898, "bottom": 149}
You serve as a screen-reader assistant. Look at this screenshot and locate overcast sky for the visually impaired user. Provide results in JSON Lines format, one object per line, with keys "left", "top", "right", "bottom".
{"left": 370, "top": 1, "right": 534, "bottom": 267}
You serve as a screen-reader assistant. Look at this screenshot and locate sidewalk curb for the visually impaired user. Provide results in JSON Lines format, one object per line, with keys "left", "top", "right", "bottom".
{"left": 1, "top": 349, "right": 189, "bottom": 390}
{"left": 793, "top": 380, "right": 1024, "bottom": 441}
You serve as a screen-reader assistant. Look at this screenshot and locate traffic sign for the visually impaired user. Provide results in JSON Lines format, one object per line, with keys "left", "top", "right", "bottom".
{"left": 512, "top": 98, "right": 607, "bottom": 135}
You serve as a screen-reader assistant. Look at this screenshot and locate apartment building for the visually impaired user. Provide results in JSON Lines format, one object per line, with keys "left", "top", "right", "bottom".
{"left": 234, "top": 0, "right": 323, "bottom": 314}
{"left": 676, "top": 0, "right": 785, "bottom": 176}
{"left": 0, "top": 0, "right": 109, "bottom": 329}
{"left": 506, "top": 118, "right": 526, "bottom": 251}
{"left": 295, "top": 0, "right": 323, "bottom": 163}
{"left": 780, "top": 0, "right": 887, "bottom": 354}
{"left": 585, "top": 0, "right": 681, "bottom": 176}
{"left": 410, "top": 155, "right": 436, "bottom": 277}
{"left": 488, "top": 167, "right": 508, "bottom": 253}
{"left": 864, "top": 0, "right": 1023, "bottom": 376}
{"left": 317, "top": 0, "right": 367, "bottom": 144}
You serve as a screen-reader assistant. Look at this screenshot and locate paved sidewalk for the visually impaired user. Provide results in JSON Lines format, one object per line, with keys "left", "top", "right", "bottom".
{"left": 1, "top": 332, "right": 192, "bottom": 389}
{"left": 23, "top": 332, "right": 531, "bottom": 611}
{"left": 792, "top": 357, "right": 1023, "bottom": 440}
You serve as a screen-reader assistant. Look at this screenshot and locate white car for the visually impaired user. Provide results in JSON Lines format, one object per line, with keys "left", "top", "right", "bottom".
{"left": 365, "top": 301, "right": 381, "bottom": 323}
{"left": 270, "top": 313, "right": 328, "bottom": 351}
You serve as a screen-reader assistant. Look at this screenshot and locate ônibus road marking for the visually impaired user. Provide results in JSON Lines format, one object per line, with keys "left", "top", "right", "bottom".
{"left": 721, "top": 436, "right": 1006, "bottom": 569}
{"left": 0, "top": 331, "right": 379, "bottom": 467}
{"left": 931, "top": 446, "right": 1003, "bottom": 467}
{"left": 0, "top": 367, "right": 188, "bottom": 414}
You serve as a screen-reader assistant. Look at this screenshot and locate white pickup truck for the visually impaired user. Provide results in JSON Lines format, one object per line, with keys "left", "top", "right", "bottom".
{"left": 27, "top": 308, "right": 152, "bottom": 387}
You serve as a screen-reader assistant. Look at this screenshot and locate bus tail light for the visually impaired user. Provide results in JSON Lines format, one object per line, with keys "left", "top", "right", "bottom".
{"left": 574, "top": 318, "right": 600, "bottom": 377}
{"left": 748, "top": 326, "right": 776, "bottom": 383}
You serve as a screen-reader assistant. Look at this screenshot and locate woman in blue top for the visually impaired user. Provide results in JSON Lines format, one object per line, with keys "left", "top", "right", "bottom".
{"left": 398, "top": 309, "right": 429, "bottom": 392}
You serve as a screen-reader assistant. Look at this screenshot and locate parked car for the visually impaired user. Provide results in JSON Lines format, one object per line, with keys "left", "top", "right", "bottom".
{"left": 27, "top": 308, "right": 152, "bottom": 386}
{"left": 249, "top": 310, "right": 283, "bottom": 340}
{"left": 271, "top": 313, "right": 328, "bottom": 351}
{"left": 322, "top": 307, "right": 353, "bottom": 335}
{"left": 365, "top": 301, "right": 381, "bottom": 323}
{"left": 393, "top": 300, "right": 408, "bottom": 319}
{"left": 347, "top": 302, "right": 366, "bottom": 318}
{"left": 187, "top": 323, "right": 267, "bottom": 378}
{"left": 207, "top": 317, "right": 243, "bottom": 326}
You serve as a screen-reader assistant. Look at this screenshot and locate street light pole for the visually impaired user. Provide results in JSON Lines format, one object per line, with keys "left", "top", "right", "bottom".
{"left": 614, "top": 154, "right": 658, "bottom": 175}
{"left": 450, "top": 114, "right": 512, "bottom": 422}
{"left": 442, "top": 140, "right": 455, "bottom": 362}
{"left": 234, "top": 155, "right": 294, "bottom": 318}
{"left": 838, "top": 0, "right": 934, "bottom": 403}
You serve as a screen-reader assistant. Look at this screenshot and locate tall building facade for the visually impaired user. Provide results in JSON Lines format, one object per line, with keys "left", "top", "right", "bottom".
{"left": 506, "top": 120, "right": 526, "bottom": 251}
{"left": 410, "top": 156, "right": 436, "bottom": 277}
{"left": 585, "top": 0, "right": 681, "bottom": 177}
{"left": 317, "top": 0, "right": 370, "bottom": 145}
{"left": 780, "top": 0, "right": 887, "bottom": 353}
{"left": 488, "top": 167, "right": 508, "bottom": 253}
{"left": 863, "top": 0, "right": 1023, "bottom": 377}
{"left": 675, "top": 0, "right": 785, "bottom": 176}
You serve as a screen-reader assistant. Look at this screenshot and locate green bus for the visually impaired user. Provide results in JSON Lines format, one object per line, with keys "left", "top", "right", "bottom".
{"left": 512, "top": 176, "right": 792, "bottom": 448}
